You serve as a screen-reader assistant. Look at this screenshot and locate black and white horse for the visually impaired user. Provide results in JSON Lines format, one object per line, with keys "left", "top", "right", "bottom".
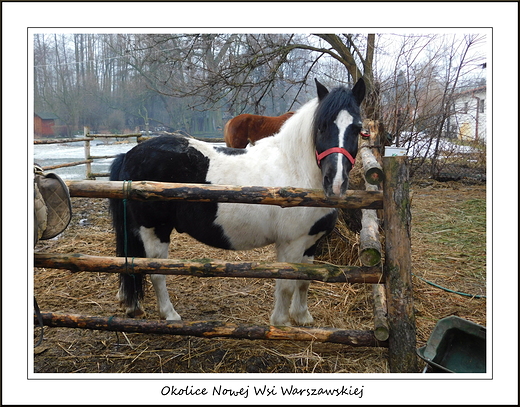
{"left": 109, "top": 78, "right": 366, "bottom": 326}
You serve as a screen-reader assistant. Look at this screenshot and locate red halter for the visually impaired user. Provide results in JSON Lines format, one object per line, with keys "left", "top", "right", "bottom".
{"left": 315, "top": 147, "right": 356, "bottom": 168}
{"left": 315, "top": 131, "right": 369, "bottom": 167}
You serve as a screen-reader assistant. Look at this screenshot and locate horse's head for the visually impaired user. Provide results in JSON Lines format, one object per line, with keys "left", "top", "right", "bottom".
{"left": 312, "top": 78, "right": 366, "bottom": 198}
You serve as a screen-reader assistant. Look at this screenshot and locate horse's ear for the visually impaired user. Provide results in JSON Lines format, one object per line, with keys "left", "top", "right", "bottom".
{"left": 315, "top": 78, "right": 329, "bottom": 101}
{"left": 352, "top": 78, "right": 366, "bottom": 105}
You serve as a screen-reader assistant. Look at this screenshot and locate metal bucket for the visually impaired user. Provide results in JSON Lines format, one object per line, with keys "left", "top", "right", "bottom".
{"left": 417, "top": 316, "right": 486, "bottom": 373}
{"left": 384, "top": 146, "right": 407, "bottom": 157}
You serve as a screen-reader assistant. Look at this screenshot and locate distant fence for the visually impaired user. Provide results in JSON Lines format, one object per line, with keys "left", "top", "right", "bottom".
{"left": 34, "top": 127, "right": 142, "bottom": 179}
{"left": 398, "top": 135, "right": 487, "bottom": 183}
{"left": 411, "top": 149, "right": 487, "bottom": 183}
{"left": 34, "top": 128, "right": 226, "bottom": 180}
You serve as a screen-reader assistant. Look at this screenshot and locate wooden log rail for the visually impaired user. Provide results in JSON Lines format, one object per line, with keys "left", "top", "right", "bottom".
{"left": 87, "top": 133, "right": 142, "bottom": 138}
{"left": 40, "top": 159, "right": 93, "bottom": 171}
{"left": 87, "top": 172, "right": 111, "bottom": 179}
{"left": 34, "top": 137, "right": 94, "bottom": 144}
{"left": 358, "top": 179, "right": 382, "bottom": 267}
{"left": 34, "top": 253, "right": 384, "bottom": 284}
{"left": 35, "top": 312, "right": 387, "bottom": 347}
{"left": 65, "top": 180, "right": 383, "bottom": 209}
{"left": 359, "top": 206, "right": 382, "bottom": 266}
{"left": 372, "top": 284, "right": 390, "bottom": 341}
{"left": 359, "top": 124, "right": 383, "bottom": 186}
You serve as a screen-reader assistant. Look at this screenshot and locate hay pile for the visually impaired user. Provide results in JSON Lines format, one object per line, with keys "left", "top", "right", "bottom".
{"left": 33, "top": 180, "right": 486, "bottom": 373}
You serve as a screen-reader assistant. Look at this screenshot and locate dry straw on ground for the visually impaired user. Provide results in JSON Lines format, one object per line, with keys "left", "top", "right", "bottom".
{"left": 33, "top": 180, "right": 486, "bottom": 374}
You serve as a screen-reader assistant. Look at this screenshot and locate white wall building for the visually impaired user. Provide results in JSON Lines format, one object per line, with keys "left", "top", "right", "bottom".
{"left": 452, "top": 85, "right": 487, "bottom": 143}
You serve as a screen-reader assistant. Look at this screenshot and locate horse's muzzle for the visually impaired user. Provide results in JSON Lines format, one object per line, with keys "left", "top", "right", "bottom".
{"left": 323, "top": 175, "right": 349, "bottom": 199}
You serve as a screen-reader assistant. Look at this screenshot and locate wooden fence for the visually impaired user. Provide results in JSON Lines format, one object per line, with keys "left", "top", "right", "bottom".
{"left": 34, "top": 127, "right": 142, "bottom": 179}
{"left": 33, "top": 127, "right": 418, "bottom": 373}
{"left": 34, "top": 127, "right": 221, "bottom": 180}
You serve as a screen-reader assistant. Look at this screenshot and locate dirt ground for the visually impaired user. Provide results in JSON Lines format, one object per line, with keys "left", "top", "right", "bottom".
{"left": 33, "top": 179, "right": 486, "bottom": 374}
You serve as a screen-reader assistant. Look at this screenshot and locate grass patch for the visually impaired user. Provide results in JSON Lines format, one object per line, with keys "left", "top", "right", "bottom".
{"left": 413, "top": 195, "right": 486, "bottom": 281}
{"left": 410, "top": 186, "right": 487, "bottom": 347}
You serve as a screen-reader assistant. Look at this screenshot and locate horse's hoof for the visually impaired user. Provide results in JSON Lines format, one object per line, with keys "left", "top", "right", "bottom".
{"left": 291, "top": 311, "right": 314, "bottom": 326}
{"left": 269, "top": 315, "right": 292, "bottom": 327}
{"left": 158, "top": 305, "right": 181, "bottom": 321}
{"left": 126, "top": 307, "right": 146, "bottom": 319}
{"left": 162, "top": 311, "right": 182, "bottom": 321}
{"left": 163, "top": 311, "right": 182, "bottom": 321}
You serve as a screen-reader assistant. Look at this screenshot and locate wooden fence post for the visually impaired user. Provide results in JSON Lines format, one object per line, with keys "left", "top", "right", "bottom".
{"left": 382, "top": 155, "right": 418, "bottom": 373}
{"left": 83, "top": 126, "right": 92, "bottom": 179}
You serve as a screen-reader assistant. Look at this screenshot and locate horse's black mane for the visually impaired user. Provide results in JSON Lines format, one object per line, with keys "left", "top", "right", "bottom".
{"left": 312, "top": 85, "right": 361, "bottom": 143}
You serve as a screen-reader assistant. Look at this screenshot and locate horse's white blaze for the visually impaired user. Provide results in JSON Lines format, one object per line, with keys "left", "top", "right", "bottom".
{"left": 140, "top": 227, "right": 181, "bottom": 321}
{"left": 332, "top": 109, "right": 353, "bottom": 196}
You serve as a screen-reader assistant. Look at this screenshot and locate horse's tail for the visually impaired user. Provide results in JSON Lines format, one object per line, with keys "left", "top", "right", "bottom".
{"left": 109, "top": 153, "right": 146, "bottom": 312}
{"left": 223, "top": 119, "right": 232, "bottom": 147}
{"left": 224, "top": 115, "right": 250, "bottom": 148}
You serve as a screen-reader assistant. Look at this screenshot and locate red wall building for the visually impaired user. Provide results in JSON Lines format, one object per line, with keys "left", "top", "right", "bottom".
{"left": 34, "top": 112, "right": 58, "bottom": 137}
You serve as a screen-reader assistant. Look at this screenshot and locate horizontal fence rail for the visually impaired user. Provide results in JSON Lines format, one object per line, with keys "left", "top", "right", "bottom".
{"left": 35, "top": 312, "right": 387, "bottom": 347}
{"left": 88, "top": 133, "right": 142, "bottom": 138}
{"left": 34, "top": 137, "right": 94, "bottom": 144}
{"left": 65, "top": 180, "right": 384, "bottom": 209}
{"left": 34, "top": 253, "right": 384, "bottom": 283}
{"left": 40, "top": 159, "right": 93, "bottom": 171}
{"left": 34, "top": 128, "right": 143, "bottom": 178}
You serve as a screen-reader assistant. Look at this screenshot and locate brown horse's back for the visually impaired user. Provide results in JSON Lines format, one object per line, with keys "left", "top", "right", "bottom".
{"left": 224, "top": 112, "right": 294, "bottom": 148}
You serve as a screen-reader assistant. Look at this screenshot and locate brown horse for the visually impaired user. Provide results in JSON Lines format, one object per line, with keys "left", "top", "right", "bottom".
{"left": 224, "top": 112, "right": 295, "bottom": 148}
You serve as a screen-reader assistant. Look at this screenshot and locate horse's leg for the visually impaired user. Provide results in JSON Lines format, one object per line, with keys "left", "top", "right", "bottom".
{"left": 288, "top": 255, "right": 314, "bottom": 326}
{"left": 271, "top": 279, "right": 313, "bottom": 326}
{"left": 150, "top": 274, "right": 180, "bottom": 321}
{"left": 271, "top": 279, "right": 296, "bottom": 326}
{"left": 270, "top": 242, "right": 314, "bottom": 326}
{"left": 139, "top": 226, "right": 181, "bottom": 321}
{"left": 237, "top": 136, "right": 249, "bottom": 149}
{"left": 116, "top": 286, "right": 145, "bottom": 318}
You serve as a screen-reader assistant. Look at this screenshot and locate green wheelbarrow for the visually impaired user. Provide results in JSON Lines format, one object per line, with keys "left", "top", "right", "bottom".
{"left": 417, "top": 316, "right": 486, "bottom": 373}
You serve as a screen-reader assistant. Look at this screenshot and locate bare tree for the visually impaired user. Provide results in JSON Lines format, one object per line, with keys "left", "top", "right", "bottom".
{"left": 34, "top": 31, "right": 486, "bottom": 179}
{"left": 378, "top": 34, "right": 486, "bottom": 178}
{"left": 120, "top": 34, "right": 378, "bottom": 113}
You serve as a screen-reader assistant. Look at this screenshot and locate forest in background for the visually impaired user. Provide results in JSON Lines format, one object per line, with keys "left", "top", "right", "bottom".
{"left": 33, "top": 33, "right": 487, "bottom": 179}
